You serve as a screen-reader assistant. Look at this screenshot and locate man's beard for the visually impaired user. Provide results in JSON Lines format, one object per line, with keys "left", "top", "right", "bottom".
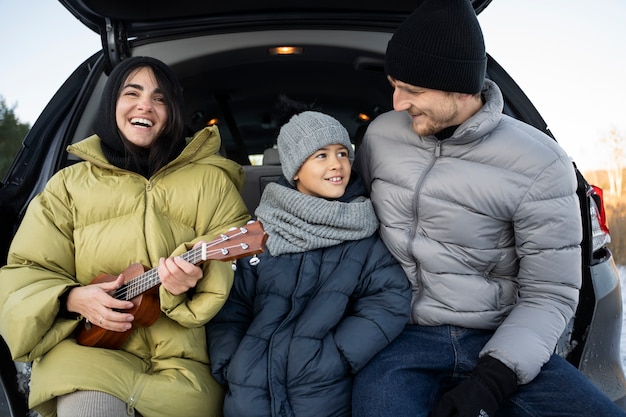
{"left": 410, "top": 97, "right": 459, "bottom": 137}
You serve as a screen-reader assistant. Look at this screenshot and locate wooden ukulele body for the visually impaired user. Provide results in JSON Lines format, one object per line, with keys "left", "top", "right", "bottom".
{"left": 76, "top": 263, "right": 161, "bottom": 349}
{"left": 74, "top": 221, "right": 267, "bottom": 350}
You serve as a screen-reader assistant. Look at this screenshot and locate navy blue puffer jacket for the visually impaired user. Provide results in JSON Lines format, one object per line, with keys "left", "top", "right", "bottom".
{"left": 207, "top": 230, "right": 410, "bottom": 417}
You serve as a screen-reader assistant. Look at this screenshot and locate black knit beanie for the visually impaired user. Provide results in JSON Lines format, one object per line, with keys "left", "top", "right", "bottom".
{"left": 385, "top": 0, "right": 486, "bottom": 94}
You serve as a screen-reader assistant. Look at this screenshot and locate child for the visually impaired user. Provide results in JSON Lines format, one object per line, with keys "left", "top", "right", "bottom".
{"left": 206, "top": 100, "right": 411, "bottom": 417}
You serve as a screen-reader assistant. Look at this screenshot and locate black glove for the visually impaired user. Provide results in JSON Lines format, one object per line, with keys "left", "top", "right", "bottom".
{"left": 431, "top": 355, "right": 518, "bottom": 417}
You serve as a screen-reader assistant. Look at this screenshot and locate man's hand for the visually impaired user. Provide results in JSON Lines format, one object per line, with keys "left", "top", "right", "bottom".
{"left": 431, "top": 356, "right": 517, "bottom": 417}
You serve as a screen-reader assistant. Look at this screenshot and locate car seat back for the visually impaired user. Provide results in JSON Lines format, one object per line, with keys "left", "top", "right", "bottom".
{"left": 240, "top": 148, "right": 282, "bottom": 213}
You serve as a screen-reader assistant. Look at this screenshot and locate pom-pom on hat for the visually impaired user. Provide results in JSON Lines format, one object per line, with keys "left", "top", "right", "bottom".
{"left": 277, "top": 111, "right": 354, "bottom": 186}
{"left": 385, "top": 0, "right": 487, "bottom": 94}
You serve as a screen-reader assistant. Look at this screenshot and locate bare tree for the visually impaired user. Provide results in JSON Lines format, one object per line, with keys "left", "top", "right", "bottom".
{"left": 599, "top": 129, "right": 625, "bottom": 197}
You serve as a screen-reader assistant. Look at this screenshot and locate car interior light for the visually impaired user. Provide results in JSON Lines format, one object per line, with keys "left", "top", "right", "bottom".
{"left": 206, "top": 118, "right": 219, "bottom": 126}
{"left": 268, "top": 46, "right": 303, "bottom": 55}
{"left": 357, "top": 113, "right": 371, "bottom": 122}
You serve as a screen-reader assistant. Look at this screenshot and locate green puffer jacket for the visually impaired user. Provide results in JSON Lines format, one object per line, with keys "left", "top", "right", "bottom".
{"left": 0, "top": 126, "right": 251, "bottom": 417}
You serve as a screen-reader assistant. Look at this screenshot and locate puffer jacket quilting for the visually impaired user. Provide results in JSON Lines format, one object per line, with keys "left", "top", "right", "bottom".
{"left": 207, "top": 236, "right": 411, "bottom": 417}
{"left": 0, "top": 126, "right": 251, "bottom": 417}
{"left": 355, "top": 80, "right": 582, "bottom": 384}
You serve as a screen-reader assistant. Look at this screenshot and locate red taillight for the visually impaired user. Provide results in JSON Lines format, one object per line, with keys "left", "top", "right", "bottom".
{"left": 589, "top": 185, "right": 611, "bottom": 251}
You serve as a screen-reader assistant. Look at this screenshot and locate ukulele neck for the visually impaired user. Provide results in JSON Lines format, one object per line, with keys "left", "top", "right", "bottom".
{"left": 112, "top": 244, "right": 207, "bottom": 301}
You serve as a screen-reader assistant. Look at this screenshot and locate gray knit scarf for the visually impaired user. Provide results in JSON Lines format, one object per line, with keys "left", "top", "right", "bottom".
{"left": 255, "top": 182, "right": 379, "bottom": 256}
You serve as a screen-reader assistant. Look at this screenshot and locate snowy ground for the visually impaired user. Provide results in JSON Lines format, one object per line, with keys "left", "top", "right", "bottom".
{"left": 619, "top": 265, "right": 626, "bottom": 369}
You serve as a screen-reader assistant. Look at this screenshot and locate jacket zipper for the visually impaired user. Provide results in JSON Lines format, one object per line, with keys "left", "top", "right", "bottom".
{"left": 407, "top": 139, "right": 440, "bottom": 261}
{"left": 127, "top": 373, "right": 149, "bottom": 415}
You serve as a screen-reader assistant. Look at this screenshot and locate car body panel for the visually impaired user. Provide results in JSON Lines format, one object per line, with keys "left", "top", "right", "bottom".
{"left": 61, "top": 0, "right": 494, "bottom": 35}
{"left": 61, "top": 0, "right": 492, "bottom": 73}
{"left": 580, "top": 260, "right": 626, "bottom": 403}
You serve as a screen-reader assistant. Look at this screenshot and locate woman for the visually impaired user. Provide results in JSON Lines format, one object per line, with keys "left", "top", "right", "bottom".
{"left": 0, "top": 56, "right": 250, "bottom": 417}
{"left": 206, "top": 99, "right": 411, "bottom": 417}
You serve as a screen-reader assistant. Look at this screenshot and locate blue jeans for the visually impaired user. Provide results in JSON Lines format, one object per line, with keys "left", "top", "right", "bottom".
{"left": 353, "top": 324, "right": 626, "bottom": 417}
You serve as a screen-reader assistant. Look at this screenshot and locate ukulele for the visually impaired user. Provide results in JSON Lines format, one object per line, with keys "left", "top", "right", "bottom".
{"left": 76, "top": 220, "right": 267, "bottom": 349}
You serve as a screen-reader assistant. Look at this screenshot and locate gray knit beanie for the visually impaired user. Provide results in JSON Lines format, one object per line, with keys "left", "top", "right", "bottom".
{"left": 385, "top": 0, "right": 486, "bottom": 94}
{"left": 277, "top": 111, "right": 354, "bottom": 186}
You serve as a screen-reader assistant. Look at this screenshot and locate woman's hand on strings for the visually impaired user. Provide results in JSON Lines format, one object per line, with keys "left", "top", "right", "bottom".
{"left": 159, "top": 241, "right": 205, "bottom": 296}
{"left": 66, "top": 274, "right": 135, "bottom": 332}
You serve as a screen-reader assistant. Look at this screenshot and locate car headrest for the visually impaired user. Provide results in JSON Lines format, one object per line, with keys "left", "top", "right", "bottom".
{"left": 263, "top": 148, "right": 281, "bottom": 165}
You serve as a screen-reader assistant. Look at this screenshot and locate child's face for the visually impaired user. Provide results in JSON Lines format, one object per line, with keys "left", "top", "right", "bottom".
{"left": 294, "top": 144, "right": 351, "bottom": 199}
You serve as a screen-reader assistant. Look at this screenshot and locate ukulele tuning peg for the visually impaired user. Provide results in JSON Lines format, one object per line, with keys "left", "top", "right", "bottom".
{"left": 231, "top": 261, "right": 237, "bottom": 271}
{"left": 229, "top": 227, "right": 237, "bottom": 231}
{"left": 249, "top": 255, "right": 260, "bottom": 266}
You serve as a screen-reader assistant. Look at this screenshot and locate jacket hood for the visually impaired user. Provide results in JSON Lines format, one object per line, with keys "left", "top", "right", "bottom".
{"left": 67, "top": 126, "right": 246, "bottom": 190}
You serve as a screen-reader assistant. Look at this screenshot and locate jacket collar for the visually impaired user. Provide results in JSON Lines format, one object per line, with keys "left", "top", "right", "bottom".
{"left": 66, "top": 126, "right": 245, "bottom": 189}
{"left": 444, "top": 79, "right": 504, "bottom": 145}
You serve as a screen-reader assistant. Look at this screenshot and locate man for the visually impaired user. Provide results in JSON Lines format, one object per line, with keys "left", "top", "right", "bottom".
{"left": 353, "top": 0, "right": 626, "bottom": 416}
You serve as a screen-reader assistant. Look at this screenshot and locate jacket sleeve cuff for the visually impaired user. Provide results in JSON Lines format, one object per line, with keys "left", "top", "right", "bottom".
{"left": 58, "top": 287, "right": 82, "bottom": 319}
{"left": 159, "top": 286, "right": 187, "bottom": 311}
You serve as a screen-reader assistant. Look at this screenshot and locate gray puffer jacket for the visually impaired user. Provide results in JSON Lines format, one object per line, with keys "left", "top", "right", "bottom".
{"left": 355, "top": 80, "right": 582, "bottom": 384}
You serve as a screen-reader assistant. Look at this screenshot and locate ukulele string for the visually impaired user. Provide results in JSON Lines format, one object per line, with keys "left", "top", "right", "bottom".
{"left": 112, "top": 228, "right": 251, "bottom": 300}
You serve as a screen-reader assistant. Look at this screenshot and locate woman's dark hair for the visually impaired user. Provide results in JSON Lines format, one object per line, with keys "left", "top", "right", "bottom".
{"left": 94, "top": 56, "right": 186, "bottom": 177}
